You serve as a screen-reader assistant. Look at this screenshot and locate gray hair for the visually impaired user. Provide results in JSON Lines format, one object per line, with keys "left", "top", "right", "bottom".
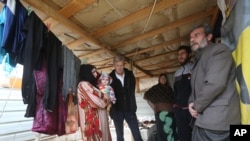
{"left": 113, "top": 55, "right": 125, "bottom": 64}
{"left": 191, "top": 23, "right": 213, "bottom": 36}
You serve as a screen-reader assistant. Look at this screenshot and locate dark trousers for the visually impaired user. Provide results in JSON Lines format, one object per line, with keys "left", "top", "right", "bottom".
{"left": 173, "top": 107, "right": 192, "bottom": 141}
{"left": 112, "top": 111, "right": 143, "bottom": 141}
{"left": 192, "top": 126, "right": 230, "bottom": 141}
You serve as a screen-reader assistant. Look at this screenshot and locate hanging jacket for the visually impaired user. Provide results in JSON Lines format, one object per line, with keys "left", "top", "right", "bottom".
{"left": 174, "top": 62, "right": 193, "bottom": 107}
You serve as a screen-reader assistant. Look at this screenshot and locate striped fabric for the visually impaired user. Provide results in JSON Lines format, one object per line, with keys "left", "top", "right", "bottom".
{"left": 144, "top": 83, "right": 174, "bottom": 104}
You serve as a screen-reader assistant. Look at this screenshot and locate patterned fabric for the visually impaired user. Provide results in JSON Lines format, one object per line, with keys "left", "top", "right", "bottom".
{"left": 65, "top": 94, "right": 78, "bottom": 134}
{"left": 77, "top": 81, "right": 111, "bottom": 141}
{"left": 98, "top": 72, "right": 116, "bottom": 104}
{"left": 144, "top": 83, "right": 174, "bottom": 104}
{"left": 99, "top": 85, "right": 116, "bottom": 104}
{"left": 155, "top": 111, "right": 178, "bottom": 141}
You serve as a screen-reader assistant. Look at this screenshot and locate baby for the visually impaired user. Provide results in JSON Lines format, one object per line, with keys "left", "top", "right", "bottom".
{"left": 98, "top": 72, "right": 116, "bottom": 112}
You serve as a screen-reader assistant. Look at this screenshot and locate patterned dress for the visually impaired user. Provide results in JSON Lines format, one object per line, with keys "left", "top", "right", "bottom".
{"left": 78, "top": 81, "right": 111, "bottom": 141}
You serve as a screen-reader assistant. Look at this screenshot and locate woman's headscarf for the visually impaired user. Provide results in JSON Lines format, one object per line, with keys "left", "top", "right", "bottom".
{"left": 79, "top": 64, "right": 98, "bottom": 87}
{"left": 158, "top": 73, "right": 168, "bottom": 86}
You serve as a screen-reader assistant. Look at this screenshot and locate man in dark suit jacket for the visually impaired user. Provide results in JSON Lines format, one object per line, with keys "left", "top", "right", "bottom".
{"left": 109, "top": 55, "right": 143, "bottom": 141}
{"left": 188, "top": 23, "right": 241, "bottom": 141}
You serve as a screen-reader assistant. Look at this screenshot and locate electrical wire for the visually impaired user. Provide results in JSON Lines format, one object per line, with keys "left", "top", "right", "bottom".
{"left": 0, "top": 67, "right": 18, "bottom": 118}
{"left": 132, "top": 0, "right": 158, "bottom": 73}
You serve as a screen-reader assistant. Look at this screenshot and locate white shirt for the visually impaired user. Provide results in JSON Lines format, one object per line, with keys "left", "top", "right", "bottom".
{"left": 115, "top": 72, "right": 125, "bottom": 87}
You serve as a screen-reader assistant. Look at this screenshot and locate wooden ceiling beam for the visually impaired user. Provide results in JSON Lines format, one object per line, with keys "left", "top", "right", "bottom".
{"left": 42, "top": 0, "right": 95, "bottom": 49}
{"left": 149, "top": 64, "right": 180, "bottom": 72}
{"left": 42, "top": 0, "right": 61, "bottom": 9}
{"left": 99, "top": 67, "right": 148, "bottom": 79}
{"left": 91, "top": 58, "right": 112, "bottom": 64}
{"left": 78, "top": 49, "right": 106, "bottom": 59}
{"left": 38, "top": 0, "right": 61, "bottom": 29}
{"left": 92, "top": 0, "right": 185, "bottom": 37}
{"left": 23, "top": 0, "right": 104, "bottom": 50}
{"left": 23, "top": 0, "right": 151, "bottom": 77}
{"left": 58, "top": 0, "right": 95, "bottom": 18}
{"left": 151, "top": 66, "right": 180, "bottom": 75}
{"left": 125, "top": 57, "right": 153, "bottom": 77}
{"left": 44, "top": 17, "right": 59, "bottom": 29}
{"left": 96, "top": 55, "right": 179, "bottom": 77}
{"left": 113, "top": 6, "right": 217, "bottom": 49}
{"left": 90, "top": 57, "right": 153, "bottom": 77}
{"left": 97, "top": 62, "right": 137, "bottom": 72}
{"left": 66, "top": 0, "right": 186, "bottom": 49}
{"left": 97, "top": 67, "right": 114, "bottom": 73}
{"left": 142, "top": 59, "right": 179, "bottom": 69}
{"left": 99, "top": 68, "right": 147, "bottom": 80}
{"left": 97, "top": 65, "right": 113, "bottom": 70}
{"left": 125, "top": 36, "right": 188, "bottom": 57}
{"left": 67, "top": 38, "right": 88, "bottom": 49}
{"left": 135, "top": 73, "right": 147, "bottom": 79}
{"left": 97, "top": 62, "right": 140, "bottom": 71}
{"left": 135, "top": 51, "right": 177, "bottom": 64}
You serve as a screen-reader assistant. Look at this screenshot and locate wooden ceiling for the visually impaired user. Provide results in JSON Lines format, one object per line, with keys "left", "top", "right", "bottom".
{"left": 20, "top": 0, "right": 219, "bottom": 79}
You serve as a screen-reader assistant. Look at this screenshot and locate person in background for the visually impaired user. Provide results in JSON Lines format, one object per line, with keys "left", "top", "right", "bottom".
{"left": 173, "top": 45, "right": 193, "bottom": 141}
{"left": 188, "top": 23, "right": 241, "bottom": 141}
{"left": 98, "top": 72, "right": 116, "bottom": 112}
{"left": 144, "top": 73, "right": 178, "bottom": 141}
{"left": 77, "top": 64, "right": 112, "bottom": 141}
{"left": 109, "top": 55, "right": 143, "bottom": 141}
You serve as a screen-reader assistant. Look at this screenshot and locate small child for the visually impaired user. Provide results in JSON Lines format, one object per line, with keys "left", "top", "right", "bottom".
{"left": 98, "top": 73, "right": 116, "bottom": 112}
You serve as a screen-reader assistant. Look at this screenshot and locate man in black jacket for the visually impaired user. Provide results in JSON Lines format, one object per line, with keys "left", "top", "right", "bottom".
{"left": 173, "top": 46, "right": 193, "bottom": 141}
{"left": 109, "top": 55, "right": 143, "bottom": 141}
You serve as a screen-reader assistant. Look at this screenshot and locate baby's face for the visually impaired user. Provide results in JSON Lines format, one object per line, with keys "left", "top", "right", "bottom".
{"left": 101, "top": 78, "right": 109, "bottom": 85}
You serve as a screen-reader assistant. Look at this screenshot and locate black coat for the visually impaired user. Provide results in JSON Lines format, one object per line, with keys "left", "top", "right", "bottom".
{"left": 109, "top": 68, "right": 137, "bottom": 118}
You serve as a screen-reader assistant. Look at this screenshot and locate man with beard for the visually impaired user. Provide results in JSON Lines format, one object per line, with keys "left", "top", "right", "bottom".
{"left": 173, "top": 45, "right": 193, "bottom": 141}
{"left": 188, "top": 23, "right": 241, "bottom": 141}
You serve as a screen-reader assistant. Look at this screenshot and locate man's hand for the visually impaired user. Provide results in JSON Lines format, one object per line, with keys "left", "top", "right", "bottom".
{"left": 189, "top": 102, "right": 198, "bottom": 118}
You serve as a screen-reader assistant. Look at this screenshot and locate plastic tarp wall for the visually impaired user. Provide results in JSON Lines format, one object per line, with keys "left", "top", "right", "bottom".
{"left": 219, "top": 0, "right": 250, "bottom": 124}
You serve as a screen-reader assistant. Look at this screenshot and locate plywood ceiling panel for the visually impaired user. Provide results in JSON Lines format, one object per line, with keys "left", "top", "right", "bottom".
{"left": 19, "top": 0, "right": 219, "bottom": 91}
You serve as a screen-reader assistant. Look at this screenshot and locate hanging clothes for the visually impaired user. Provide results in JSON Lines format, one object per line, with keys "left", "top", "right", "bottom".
{"left": 21, "top": 11, "right": 46, "bottom": 106}
{"left": 0, "top": 0, "right": 82, "bottom": 136}
{"left": 1, "top": 0, "right": 15, "bottom": 53}
{"left": 22, "top": 10, "right": 63, "bottom": 112}
{"left": 62, "top": 45, "right": 81, "bottom": 100}
{"left": 65, "top": 93, "right": 79, "bottom": 134}
{"left": 43, "top": 31, "right": 62, "bottom": 111}
{"left": 0, "top": 6, "right": 6, "bottom": 63}
{"left": 1, "top": 0, "right": 28, "bottom": 67}
{"left": 32, "top": 58, "right": 67, "bottom": 136}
